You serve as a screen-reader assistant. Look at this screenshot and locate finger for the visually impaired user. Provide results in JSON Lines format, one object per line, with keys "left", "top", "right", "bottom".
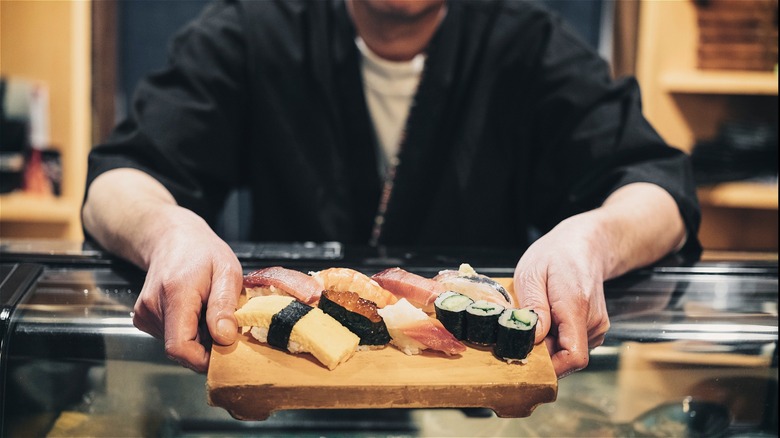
{"left": 587, "top": 316, "right": 610, "bottom": 349}
{"left": 165, "top": 338, "right": 209, "bottom": 373}
{"left": 547, "top": 311, "right": 590, "bottom": 378}
{"left": 513, "top": 269, "right": 551, "bottom": 345}
{"left": 132, "top": 294, "right": 164, "bottom": 339}
{"left": 132, "top": 308, "right": 163, "bottom": 339}
{"left": 163, "top": 294, "right": 210, "bottom": 373}
{"left": 206, "top": 261, "right": 243, "bottom": 346}
{"left": 588, "top": 332, "right": 606, "bottom": 349}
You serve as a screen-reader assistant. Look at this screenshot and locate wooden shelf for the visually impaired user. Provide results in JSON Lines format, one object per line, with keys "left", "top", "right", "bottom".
{"left": 0, "top": 192, "right": 78, "bottom": 223}
{"left": 661, "top": 70, "right": 779, "bottom": 96}
{"left": 638, "top": 0, "right": 778, "bottom": 252}
{"left": 697, "top": 182, "right": 778, "bottom": 210}
{"left": 0, "top": 0, "right": 90, "bottom": 241}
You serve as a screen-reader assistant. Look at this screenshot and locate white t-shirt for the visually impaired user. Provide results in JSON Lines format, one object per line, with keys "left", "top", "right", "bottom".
{"left": 355, "top": 37, "right": 425, "bottom": 172}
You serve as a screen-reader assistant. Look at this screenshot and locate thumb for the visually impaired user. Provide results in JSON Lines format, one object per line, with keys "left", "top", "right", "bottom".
{"left": 513, "top": 269, "right": 551, "bottom": 345}
{"left": 206, "top": 267, "right": 243, "bottom": 346}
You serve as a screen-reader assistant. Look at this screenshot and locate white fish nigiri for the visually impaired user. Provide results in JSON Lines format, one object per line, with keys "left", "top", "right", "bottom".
{"left": 377, "top": 298, "right": 466, "bottom": 356}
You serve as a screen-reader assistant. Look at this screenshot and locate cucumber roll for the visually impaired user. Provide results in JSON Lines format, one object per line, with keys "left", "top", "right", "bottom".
{"left": 434, "top": 291, "right": 474, "bottom": 340}
{"left": 494, "top": 308, "right": 538, "bottom": 363}
{"left": 465, "top": 300, "right": 504, "bottom": 345}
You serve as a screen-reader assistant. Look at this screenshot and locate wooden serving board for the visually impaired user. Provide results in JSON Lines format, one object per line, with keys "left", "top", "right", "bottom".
{"left": 206, "top": 278, "right": 557, "bottom": 420}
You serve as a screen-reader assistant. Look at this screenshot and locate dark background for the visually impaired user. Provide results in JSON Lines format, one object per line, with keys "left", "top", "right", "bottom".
{"left": 114, "top": 0, "right": 605, "bottom": 240}
{"left": 117, "top": 0, "right": 605, "bottom": 120}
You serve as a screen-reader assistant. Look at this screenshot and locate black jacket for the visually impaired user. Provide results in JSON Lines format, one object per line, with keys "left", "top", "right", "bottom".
{"left": 86, "top": 0, "right": 702, "bottom": 256}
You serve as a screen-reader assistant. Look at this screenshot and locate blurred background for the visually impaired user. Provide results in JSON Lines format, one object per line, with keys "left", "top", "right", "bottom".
{"left": 1, "top": 0, "right": 777, "bottom": 257}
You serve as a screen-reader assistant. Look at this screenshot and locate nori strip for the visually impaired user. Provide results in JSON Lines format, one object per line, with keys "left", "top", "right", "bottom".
{"left": 267, "top": 300, "right": 313, "bottom": 350}
{"left": 319, "top": 290, "right": 391, "bottom": 346}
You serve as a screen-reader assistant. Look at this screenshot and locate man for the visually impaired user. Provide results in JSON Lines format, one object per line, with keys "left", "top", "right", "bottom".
{"left": 83, "top": 0, "right": 701, "bottom": 377}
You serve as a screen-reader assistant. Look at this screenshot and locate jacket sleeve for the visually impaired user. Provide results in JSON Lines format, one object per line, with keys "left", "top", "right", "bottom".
{"left": 85, "top": 0, "right": 250, "bottom": 226}
{"left": 524, "top": 12, "right": 702, "bottom": 258}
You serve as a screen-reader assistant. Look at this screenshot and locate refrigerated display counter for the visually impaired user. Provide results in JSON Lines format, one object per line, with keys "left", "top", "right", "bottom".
{"left": 1, "top": 240, "right": 777, "bottom": 437}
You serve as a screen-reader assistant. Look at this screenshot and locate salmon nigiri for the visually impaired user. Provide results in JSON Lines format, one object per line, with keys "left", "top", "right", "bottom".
{"left": 377, "top": 298, "right": 467, "bottom": 356}
{"left": 371, "top": 267, "right": 445, "bottom": 313}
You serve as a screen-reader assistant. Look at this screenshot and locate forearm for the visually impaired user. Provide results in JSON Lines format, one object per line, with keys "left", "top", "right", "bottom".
{"left": 582, "top": 182, "right": 687, "bottom": 280}
{"left": 82, "top": 168, "right": 209, "bottom": 270}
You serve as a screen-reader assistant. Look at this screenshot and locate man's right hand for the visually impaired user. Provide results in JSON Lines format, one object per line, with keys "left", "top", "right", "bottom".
{"left": 83, "top": 168, "right": 243, "bottom": 372}
{"left": 132, "top": 204, "right": 243, "bottom": 372}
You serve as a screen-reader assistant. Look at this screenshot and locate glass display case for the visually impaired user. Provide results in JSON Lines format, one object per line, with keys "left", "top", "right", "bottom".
{"left": 1, "top": 240, "right": 777, "bottom": 437}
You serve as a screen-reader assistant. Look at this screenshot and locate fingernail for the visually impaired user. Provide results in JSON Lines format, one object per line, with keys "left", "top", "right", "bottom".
{"left": 217, "top": 318, "right": 236, "bottom": 340}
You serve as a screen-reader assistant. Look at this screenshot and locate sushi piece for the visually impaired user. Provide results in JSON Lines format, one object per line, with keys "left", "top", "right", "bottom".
{"left": 465, "top": 300, "right": 505, "bottom": 345}
{"left": 310, "top": 267, "right": 398, "bottom": 308}
{"left": 318, "top": 289, "right": 391, "bottom": 348}
{"left": 494, "top": 308, "right": 538, "bottom": 363}
{"left": 433, "top": 263, "right": 514, "bottom": 307}
{"left": 244, "top": 266, "right": 323, "bottom": 305}
{"left": 433, "top": 291, "right": 474, "bottom": 340}
{"left": 377, "top": 298, "right": 467, "bottom": 356}
{"left": 371, "top": 267, "right": 446, "bottom": 313}
{"left": 235, "top": 295, "right": 359, "bottom": 370}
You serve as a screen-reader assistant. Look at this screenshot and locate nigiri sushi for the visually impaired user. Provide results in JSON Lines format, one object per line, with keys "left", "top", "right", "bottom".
{"left": 235, "top": 295, "right": 359, "bottom": 370}
{"left": 433, "top": 263, "right": 514, "bottom": 307}
{"left": 310, "top": 267, "right": 398, "bottom": 308}
{"left": 318, "top": 289, "right": 391, "bottom": 348}
{"left": 371, "top": 267, "right": 445, "bottom": 313}
{"left": 377, "top": 298, "right": 467, "bottom": 356}
{"left": 244, "top": 266, "right": 323, "bottom": 305}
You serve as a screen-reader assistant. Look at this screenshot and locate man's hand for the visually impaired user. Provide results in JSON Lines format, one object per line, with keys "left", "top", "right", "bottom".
{"left": 132, "top": 205, "right": 243, "bottom": 372}
{"left": 83, "top": 168, "right": 243, "bottom": 372}
{"left": 513, "top": 213, "right": 611, "bottom": 378}
{"left": 513, "top": 183, "right": 687, "bottom": 378}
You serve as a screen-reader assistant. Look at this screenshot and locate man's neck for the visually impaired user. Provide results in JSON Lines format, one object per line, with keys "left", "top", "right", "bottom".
{"left": 347, "top": 0, "right": 446, "bottom": 62}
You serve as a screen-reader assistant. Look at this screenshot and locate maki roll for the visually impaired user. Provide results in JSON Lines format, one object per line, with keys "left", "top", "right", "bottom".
{"left": 465, "top": 300, "right": 505, "bottom": 345}
{"left": 494, "top": 308, "right": 538, "bottom": 363}
{"left": 434, "top": 291, "right": 474, "bottom": 340}
{"left": 318, "top": 289, "right": 391, "bottom": 348}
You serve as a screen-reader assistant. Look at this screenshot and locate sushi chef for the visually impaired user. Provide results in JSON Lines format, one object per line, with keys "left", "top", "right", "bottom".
{"left": 82, "top": 0, "right": 701, "bottom": 377}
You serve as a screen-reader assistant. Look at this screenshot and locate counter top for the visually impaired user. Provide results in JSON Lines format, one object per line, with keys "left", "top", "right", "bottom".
{"left": 0, "top": 240, "right": 777, "bottom": 437}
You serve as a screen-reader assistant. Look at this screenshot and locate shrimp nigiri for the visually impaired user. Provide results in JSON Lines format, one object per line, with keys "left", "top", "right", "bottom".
{"left": 310, "top": 267, "right": 398, "bottom": 308}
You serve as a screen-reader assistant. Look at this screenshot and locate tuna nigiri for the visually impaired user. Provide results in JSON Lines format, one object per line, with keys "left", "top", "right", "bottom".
{"left": 371, "top": 267, "right": 446, "bottom": 313}
{"left": 377, "top": 298, "right": 467, "bottom": 356}
{"left": 244, "top": 266, "right": 323, "bottom": 305}
{"left": 433, "top": 263, "right": 514, "bottom": 307}
{"left": 310, "top": 267, "right": 398, "bottom": 308}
